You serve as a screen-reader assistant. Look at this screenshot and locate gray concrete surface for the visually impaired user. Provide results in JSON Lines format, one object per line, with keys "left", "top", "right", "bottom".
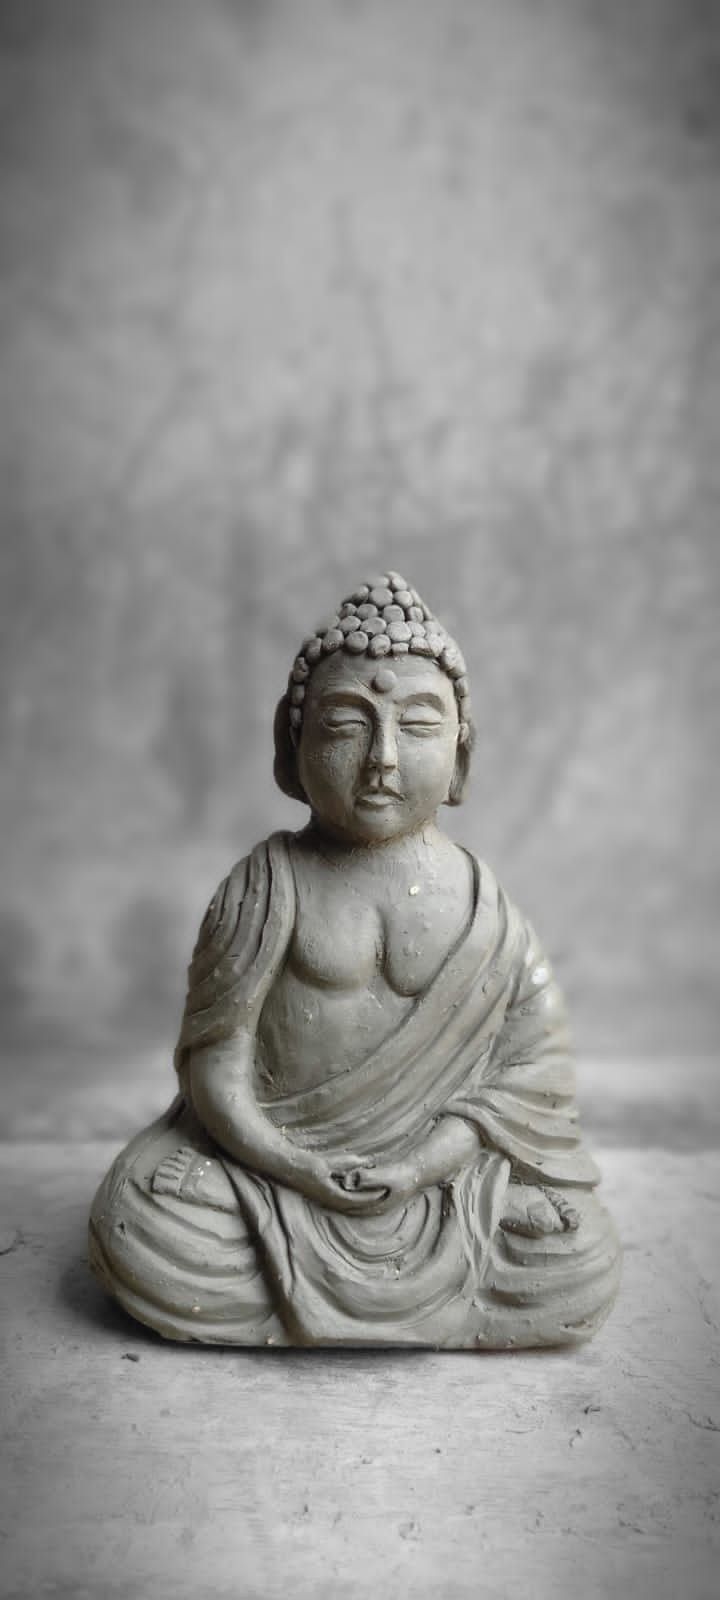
{"left": 1, "top": 0, "right": 719, "bottom": 1130}
{"left": 1, "top": 1141, "right": 718, "bottom": 1600}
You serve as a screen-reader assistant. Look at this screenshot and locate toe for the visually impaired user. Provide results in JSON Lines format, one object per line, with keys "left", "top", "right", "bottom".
{"left": 152, "top": 1155, "right": 185, "bottom": 1193}
{"left": 545, "top": 1188, "right": 581, "bottom": 1232}
{"left": 528, "top": 1199, "right": 562, "bottom": 1235}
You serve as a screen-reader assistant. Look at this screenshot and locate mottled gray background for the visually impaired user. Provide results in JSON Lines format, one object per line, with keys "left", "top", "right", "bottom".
{"left": 1, "top": 0, "right": 718, "bottom": 1136}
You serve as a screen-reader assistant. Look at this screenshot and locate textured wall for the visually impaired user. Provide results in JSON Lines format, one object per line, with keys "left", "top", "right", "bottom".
{"left": 1, "top": 0, "right": 718, "bottom": 1129}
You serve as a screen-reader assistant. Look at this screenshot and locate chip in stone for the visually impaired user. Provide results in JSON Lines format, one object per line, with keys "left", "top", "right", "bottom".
{"left": 345, "top": 629, "right": 369, "bottom": 653}
{"left": 363, "top": 616, "right": 387, "bottom": 636}
{"left": 425, "top": 634, "right": 444, "bottom": 657}
{"left": 304, "top": 637, "right": 323, "bottom": 663}
{"left": 356, "top": 603, "right": 378, "bottom": 619}
{"left": 339, "top": 614, "right": 361, "bottom": 634}
{"left": 339, "top": 601, "right": 357, "bottom": 617}
{"left": 409, "top": 635, "right": 434, "bottom": 656}
{"left": 407, "top": 605, "right": 424, "bottom": 623}
{"left": 387, "top": 620, "right": 412, "bottom": 643}
{"left": 322, "top": 628, "right": 344, "bottom": 653}
{"left": 369, "top": 586, "right": 394, "bottom": 608}
{"left": 292, "top": 658, "right": 310, "bottom": 681}
{"left": 382, "top": 604, "right": 405, "bottom": 623}
{"left": 368, "top": 632, "right": 391, "bottom": 657}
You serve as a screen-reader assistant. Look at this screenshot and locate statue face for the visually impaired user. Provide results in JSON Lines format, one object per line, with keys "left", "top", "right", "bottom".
{"left": 297, "top": 652, "right": 460, "bottom": 844}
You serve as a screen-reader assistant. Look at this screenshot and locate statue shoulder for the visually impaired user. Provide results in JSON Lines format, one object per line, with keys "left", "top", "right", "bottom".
{"left": 470, "top": 856, "right": 563, "bottom": 1002}
{"left": 489, "top": 871, "right": 568, "bottom": 1023}
{"left": 189, "top": 832, "right": 295, "bottom": 977}
{"left": 469, "top": 854, "right": 518, "bottom": 933}
{"left": 196, "top": 854, "right": 249, "bottom": 939}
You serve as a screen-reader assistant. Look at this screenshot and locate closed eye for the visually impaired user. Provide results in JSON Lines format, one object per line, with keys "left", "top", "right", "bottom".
{"left": 400, "top": 717, "right": 444, "bottom": 734}
{"left": 321, "top": 715, "right": 368, "bottom": 733}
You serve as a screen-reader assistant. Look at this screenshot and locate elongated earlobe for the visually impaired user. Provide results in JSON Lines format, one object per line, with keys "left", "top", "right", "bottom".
{"left": 446, "top": 753, "right": 467, "bottom": 805}
{"left": 273, "top": 695, "right": 308, "bottom": 803}
{"left": 445, "top": 722, "right": 474, "bottom": 806}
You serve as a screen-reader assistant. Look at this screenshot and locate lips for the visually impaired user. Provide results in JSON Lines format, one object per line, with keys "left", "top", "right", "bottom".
{"left": 356, "top": 790, "right": 402, "bottom": 807}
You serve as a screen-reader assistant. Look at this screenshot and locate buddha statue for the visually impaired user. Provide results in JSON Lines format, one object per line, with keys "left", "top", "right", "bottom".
{"left": 89, "top": 572, "right": 621, "bottom": 1348}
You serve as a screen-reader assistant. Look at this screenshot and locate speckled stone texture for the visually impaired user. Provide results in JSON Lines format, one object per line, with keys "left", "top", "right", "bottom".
{"left": 1, "top": 0, "right": 718, "bottom": 1129}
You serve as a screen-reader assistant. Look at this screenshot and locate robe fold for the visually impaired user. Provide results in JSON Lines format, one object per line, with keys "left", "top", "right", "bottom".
{"left": 90, "top": 833, "right": 621, "bottom": 1347}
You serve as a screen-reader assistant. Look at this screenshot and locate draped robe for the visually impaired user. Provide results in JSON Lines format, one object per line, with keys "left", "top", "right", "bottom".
{"left": 90, "top": 834, "right": 621, "bottom": 1347}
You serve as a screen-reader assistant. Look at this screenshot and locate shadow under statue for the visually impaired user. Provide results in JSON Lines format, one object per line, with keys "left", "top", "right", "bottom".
{"left": 90, "top": 573, "right": 621, "bottom": 1348}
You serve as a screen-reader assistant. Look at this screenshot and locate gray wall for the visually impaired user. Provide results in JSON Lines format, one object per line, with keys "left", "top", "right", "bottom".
{"left": 1, "top": 0, "right": 718, "bottom": 1131}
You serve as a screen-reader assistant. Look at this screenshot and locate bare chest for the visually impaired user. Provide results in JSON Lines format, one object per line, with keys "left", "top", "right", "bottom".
{"left": 255, "top": 843, "right": 475, "bottom": 1098}
{"left": 287, "top": 850, "right": 473, "bottom": 998}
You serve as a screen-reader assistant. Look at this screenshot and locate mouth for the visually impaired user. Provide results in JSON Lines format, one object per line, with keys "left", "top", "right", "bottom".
{"left": 355, "top": 790, "right": 402, "bottom": 809}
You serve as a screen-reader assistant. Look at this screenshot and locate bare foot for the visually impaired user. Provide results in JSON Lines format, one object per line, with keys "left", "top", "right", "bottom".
{"left": 151, "top": 1146, "right": 238, "bottom": 1212}
{"left": 500, "top": 1183, "right": 580, "bottom": 1239}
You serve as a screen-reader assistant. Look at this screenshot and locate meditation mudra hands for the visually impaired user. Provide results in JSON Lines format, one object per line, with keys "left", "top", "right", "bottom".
{"left": 153, "top": 1128, "right": 580, "bottom": 1234}
{"left": 331, "top": 1156, "right": 420, "bottom": 1210}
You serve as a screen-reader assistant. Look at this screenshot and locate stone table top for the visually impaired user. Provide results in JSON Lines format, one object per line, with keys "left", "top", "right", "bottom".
{"left": 1, "top": 1143, "right": 718, "bottom": 1600}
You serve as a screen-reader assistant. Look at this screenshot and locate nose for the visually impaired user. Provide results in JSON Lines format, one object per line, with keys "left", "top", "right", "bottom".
{"left": 367, "top": 715, "right": 398, "bottom": 777}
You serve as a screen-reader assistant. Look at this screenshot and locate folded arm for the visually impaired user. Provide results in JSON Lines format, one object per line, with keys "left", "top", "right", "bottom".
{"left": 188, "top": 1036, "right": 388, "bottom": 1213}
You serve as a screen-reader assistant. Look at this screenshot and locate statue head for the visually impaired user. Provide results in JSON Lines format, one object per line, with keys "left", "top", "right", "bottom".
{"left": 274, "top": 571, "right": 474, "bottom": 842}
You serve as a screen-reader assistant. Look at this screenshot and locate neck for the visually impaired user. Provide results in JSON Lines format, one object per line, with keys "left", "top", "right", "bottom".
{"left": 302, "top": 815, "right": 444, "bottom": 864}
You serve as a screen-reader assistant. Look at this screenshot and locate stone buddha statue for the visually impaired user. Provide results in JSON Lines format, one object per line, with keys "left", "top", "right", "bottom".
{"left": 90, "top": 572, "right": 621, "bottom": 1348}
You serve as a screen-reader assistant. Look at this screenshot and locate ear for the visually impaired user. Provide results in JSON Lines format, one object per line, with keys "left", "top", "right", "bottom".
{"left": 444, "top": 720, "right": 474, "bottom": 807}
{"left": 273, "top": 695, "right": 308, "bottom": 803}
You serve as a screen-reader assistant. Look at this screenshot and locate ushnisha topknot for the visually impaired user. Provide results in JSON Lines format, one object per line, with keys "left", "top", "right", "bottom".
{"left": 284, "top": 571, "right": 472, "bottom": 747}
